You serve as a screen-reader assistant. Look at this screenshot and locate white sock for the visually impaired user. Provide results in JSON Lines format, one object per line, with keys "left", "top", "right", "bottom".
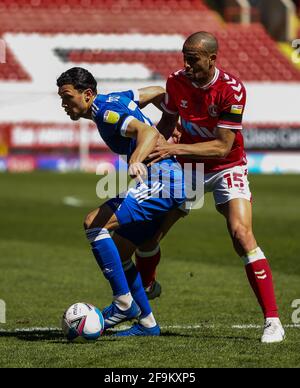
{"left": 114, "top": 293, "right": 133, "bottom": 311}
{"left": 139, "top": 313, "right": 157, "bottom": 328}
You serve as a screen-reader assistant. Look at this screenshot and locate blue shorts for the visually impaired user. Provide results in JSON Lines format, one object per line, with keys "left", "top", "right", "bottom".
{"left": 110, "top": 198, "right": 165, "bottom": 246}
{"left": 106, "top": 158, "right": 185, "bottom": 225}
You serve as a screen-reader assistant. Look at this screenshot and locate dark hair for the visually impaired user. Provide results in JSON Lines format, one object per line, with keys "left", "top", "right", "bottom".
{"left": 57, "top": 67, "right": 97, "bottom": 94}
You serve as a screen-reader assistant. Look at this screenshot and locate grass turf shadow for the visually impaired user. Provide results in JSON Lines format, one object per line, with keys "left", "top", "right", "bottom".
{"left": 0, "top": 329, "right": 65, "bottom": 342}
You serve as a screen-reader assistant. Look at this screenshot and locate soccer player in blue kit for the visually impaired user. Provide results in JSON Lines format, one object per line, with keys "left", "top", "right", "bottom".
{"left": 57, "top": 67, "right": 186, "bottom": 337}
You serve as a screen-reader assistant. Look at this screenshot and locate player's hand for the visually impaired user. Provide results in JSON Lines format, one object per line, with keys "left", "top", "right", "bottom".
{"left": 128, "top": 162, "right": 148, "bottom": 184}
{"left": 157, "top": 133, "right": 168, "bottom": 147}
{"left": 172, "top": 127, "right": 182, "bottom": 144}
{"left": 147, "top": 144, "right": 178, "bottom": 166}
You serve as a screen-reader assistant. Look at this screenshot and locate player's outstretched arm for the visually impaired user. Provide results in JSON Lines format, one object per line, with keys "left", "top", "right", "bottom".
{"left": 149, "top": 126, "right": 236, "bottom": 164}
{"left": 138, "top": 86, "right": 165, "bottom": 110}
{"left": 174, "top": 126, "right": 236, "bottom": 159}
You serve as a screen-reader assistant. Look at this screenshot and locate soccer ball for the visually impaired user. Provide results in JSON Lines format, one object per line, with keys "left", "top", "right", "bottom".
{"left": 62, "top": 303, "right": 104, "bottom": 342}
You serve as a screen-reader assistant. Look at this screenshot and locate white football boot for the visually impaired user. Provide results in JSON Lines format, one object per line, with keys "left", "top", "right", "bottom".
{"left": 261, "top": 318, "right": 285, "bottom": 343}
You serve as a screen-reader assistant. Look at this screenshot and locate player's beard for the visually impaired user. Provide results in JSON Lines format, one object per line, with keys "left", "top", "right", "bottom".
{"left": 70, "top": 115, "right": 80, "bottom": 121}
{"left": 187, "top": 65, "right": 213, "bottom": 86}
{"left": 67, "top": 108, "right": 82, "bottom": 121}
{"left": 187, "top": 70, "right": 208, "bottom": 85}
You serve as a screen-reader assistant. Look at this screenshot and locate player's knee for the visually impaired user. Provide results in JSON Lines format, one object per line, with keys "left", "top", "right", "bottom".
{"left": 84, "top": 212, "right": 96, "bottom": 230}
{"left": 230, "top": 222, "right": 253, "bottom": 245}
{"left": 138, "top": 240, "right": 160, "bottom": 253}
{"left": 84, "top": 206, "right": 119, "bottom": 231}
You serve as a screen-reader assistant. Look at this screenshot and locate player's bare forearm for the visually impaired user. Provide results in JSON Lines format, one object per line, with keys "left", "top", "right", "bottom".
{"left": 126, "top": 119, "right": 160, "bottom": 164}
{"left": 173, "top": 126, "right": 235, "bottom": 158}
{"left": 170, "top": 141, "right": 231, "bottom": 159}
{"left": 130, "top": 129, "right": 159, "bottom": 164}
{"left": 149, "top": 127, "right": 235, "bottom": 164}
{"left": 138, "top": 86, "right": 165, "bottom": 110}
{"left": 156, "top": 111, "right": 179, "bottom": 140}
{"left": 176, "top": 127, "right": 235, "bottom": 158}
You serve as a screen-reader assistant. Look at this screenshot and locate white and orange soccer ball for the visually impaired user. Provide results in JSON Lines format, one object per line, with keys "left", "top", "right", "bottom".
{"left": 62, "top": 303, "right": 104, "bottom": 342}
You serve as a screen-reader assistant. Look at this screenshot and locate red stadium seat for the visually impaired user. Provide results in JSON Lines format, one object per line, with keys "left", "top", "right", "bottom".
{"left": 0, "top": 1, "right": 300, "bottom": 81}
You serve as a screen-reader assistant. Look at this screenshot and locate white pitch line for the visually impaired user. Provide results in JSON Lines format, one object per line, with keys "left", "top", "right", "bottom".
{"left": 0, "top": 325, "right": 214, "bottom": 333}
{"left": 162, "top": 324, "right": 215, "bottom": 330}
{"left": 0, "top": 323, "right": 300, "bottom": 334}
{"left": 232, "top": 324, "right": 300, "bottom": 329}
{"left": 232, "top": 324, "right": 264, "bottom": 329}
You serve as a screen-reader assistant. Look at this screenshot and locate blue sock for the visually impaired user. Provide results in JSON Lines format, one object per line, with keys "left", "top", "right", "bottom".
{"left": 123, "top": 260, "right": 152, "bottom": 319}
{"left": 86, "top": 228, "right": 130, "bottom": 297}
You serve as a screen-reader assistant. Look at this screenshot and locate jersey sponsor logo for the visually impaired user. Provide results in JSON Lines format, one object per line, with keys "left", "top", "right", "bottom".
{"left": 182, "top": 119, "right": 216, "bottom": 139}
{"left": 103, "top": 110, "right": 120, "bottom": 124}
{"left": 230, "top": 105, "right": 244, "bottom": 115}
{"left": 208, "top": 104, "right": 219, "bottom": 118}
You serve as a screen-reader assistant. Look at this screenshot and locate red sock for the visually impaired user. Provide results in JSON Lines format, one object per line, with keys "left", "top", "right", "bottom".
{"left": 243, "top": 248, "right": 279, "bottom": 318}
{"left": 135, "top": 246, "right": 161, "bottom": 288}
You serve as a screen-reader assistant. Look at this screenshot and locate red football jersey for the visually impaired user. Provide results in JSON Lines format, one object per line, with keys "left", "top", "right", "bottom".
{"left": 161, "top": 68, "right": 248, "bottom": 173}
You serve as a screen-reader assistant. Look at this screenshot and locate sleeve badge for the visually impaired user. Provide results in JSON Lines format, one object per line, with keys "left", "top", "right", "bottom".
{"left": 230, "top": 105, "right": 244, "bottom": 115}
{"left": 103, "top": 110, "right": 120, "bottom": 124}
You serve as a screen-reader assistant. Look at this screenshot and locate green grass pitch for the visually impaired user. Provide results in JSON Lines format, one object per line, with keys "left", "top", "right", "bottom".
{"left": 0, "top": 172, "right": 299, "bottom": 368}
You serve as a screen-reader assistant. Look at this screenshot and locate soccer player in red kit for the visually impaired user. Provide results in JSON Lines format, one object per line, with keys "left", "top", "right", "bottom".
{"left": 135, "top": 31, "right": 285, "bottom": 343}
